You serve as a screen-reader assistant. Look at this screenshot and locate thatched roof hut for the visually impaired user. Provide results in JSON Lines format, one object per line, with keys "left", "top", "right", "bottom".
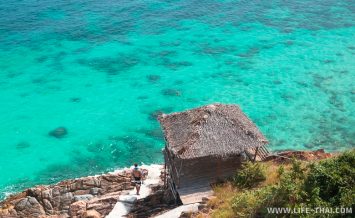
{"left": 159, "top": 103, "right": 268, "bottom": 159}
{"left": 159, "top": 103, "right": 269, "bottom": 204}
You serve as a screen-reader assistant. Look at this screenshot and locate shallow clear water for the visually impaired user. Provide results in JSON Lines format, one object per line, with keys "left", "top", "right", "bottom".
{"left": 0, "top": 0, "right": 354, "bottom": 198}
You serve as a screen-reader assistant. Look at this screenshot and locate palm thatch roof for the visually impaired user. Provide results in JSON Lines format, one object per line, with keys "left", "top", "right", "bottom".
{"left": 158, "top": 103, "right": 268, "bottom": 159}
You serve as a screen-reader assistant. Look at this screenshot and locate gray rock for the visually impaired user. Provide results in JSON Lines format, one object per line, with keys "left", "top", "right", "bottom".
{"left": 43, "top": 198, "right": 53, "bottom": 212}
{"left": 41, "top": 189, "right": 52, "bottom": 199}
{"left": 16, "top": 141, "right": 30, "bottom": 149}
{"left": 59, "top": 186, "right": 70, "bottom": 194}
{"left": 161, "top": 89, "right": 181, "bottom": 96}
{"left": 90, "top": 187, "right": 100, "bottom": 195}
{"left": 51, "top": 196, "right": 61, "bottom": 209}
{"left": 0, "top": 167, "right": 135, "bottom": 218}
{"left": 70, "top": 180, "right": 83, "bottom": 191}
{"left": 49, "top": 127, "right": 68, "bottom": 138}
{"left": 74, "top": 194, "right": 94, "bottom": 202}
{"left": 82, "top": 177, "right": 100, "bottom": 189}
{"left": 59, "top": 192, "right": 74, "bottom": 210}
{"left": 60, "top": 192, "right": 73, "bottom": 202}
{"left": 198, "top": 204, "right": 206, "bottom": 210}
{"left": 15, "top": 197, "right": 46, "bottom": 217}
{"left": 52, "top": 187, "right": 61, "bottom": 197}
{"left": 15, "top": 198, "right": 30, "bottom": 211}
{"left": 28, "top": 187, "right": 42, "bottom": 198}
{"left": 28, "top": 197, "right": 38, "bottom": 204}
{"left": 147, "top": 74, "right": 161, "bottom": 82}
{"left": 118, "top": 195, "right": 137, "bottom": 204}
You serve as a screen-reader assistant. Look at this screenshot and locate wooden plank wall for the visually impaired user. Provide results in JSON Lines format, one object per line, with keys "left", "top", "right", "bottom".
{"left": 164, "top": 147, "right": 181, "bottom": 187}
{"left": 176, "top": 156, "right": 243, "bottom": 189}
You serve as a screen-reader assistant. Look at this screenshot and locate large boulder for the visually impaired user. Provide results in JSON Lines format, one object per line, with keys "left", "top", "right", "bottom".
{"left": 74, "top": 194, "right": 94, "bottom": 202}
{"left": 59, "top": 192, "right": 74, "bottom": 210}
{"left": 86, "top": 192, "right": 121, "bottom": 216}
{"left": 50, "top": 187, "right": 62, "bottom": 210}
{"left": 100, "top": 174, "right": 132, "bottom": 194}
{"left": 82, "top": 209, "right": 102, "bottom": 218}
{"left": 15, "top": 197, "right": 46, "bottom": 217}
{"left": 0, "top": 205, "right": 17, "bottom": 217}
{"left": 48, "top": 127, "right": 68, "bottom": 138}
{"left": 69, "top": 200, "right": 87, "bottom": 217}
{"left": 82, "top": 177, "right": 101, "bottom": 189}
{"left": 69, "top": 179, "right": 83, "bottom": 191}
{"left": 42, "top": 199, "right": 54, "bottom": 214}
{"left": 41, "top": 188, "right": 53, "bottom": 200}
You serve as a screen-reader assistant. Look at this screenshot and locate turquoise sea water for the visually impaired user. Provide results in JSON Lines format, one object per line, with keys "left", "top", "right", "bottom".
{"left": 0, "top": 0, "right": 354, "bottom": 199}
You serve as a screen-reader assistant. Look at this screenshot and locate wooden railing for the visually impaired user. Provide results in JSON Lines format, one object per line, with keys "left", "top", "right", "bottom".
{"left": 167, "top": 175, "right": 179, "bottom": 203}
{"left": 245, "top": 145, "right": 270, "bottom": 161}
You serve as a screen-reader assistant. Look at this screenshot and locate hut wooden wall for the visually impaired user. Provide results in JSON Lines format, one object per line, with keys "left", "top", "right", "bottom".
{"left": 163, "top": 147, "right": 181, "bottom": 188}
{"left": 176, "top": 155, "right": 243, "bottom": 189}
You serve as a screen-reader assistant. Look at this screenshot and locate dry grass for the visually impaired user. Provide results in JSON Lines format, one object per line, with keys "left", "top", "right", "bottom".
{"left": 194, "top": 214, "right": 210, "bottom": 218}
{"left": 206, "top": 162, "right": 279, "bottom": 218}
{"left": 208, "top": 182, "right": 238, "bottom": 218}
{"left": 262, "top": 162, "right": 283, "bottom": 186}
{"left": 195, "top": 161, "right": 289, "bottom": 218}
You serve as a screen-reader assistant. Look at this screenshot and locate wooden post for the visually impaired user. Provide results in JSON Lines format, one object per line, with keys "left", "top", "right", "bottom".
{"left": 164, "top": 162, "right": 167, "bottom": 187}
{"left": 253, "top": 147, "right": 259, "bottom": 162}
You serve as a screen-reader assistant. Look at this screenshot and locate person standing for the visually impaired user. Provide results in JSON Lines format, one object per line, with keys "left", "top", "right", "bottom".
{"left": 131, "top": 163, "right": 142, "bottom": 195}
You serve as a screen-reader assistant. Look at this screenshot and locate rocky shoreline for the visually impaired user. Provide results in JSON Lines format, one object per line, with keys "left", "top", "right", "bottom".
{"left": 0, "top": 169, "right": 134, "bottom": 217}
{"left": 0, "top": 149, "right": 333, "bottom": 218}
{"left": 0, "top": 165, "right": 176, "bottom": 218}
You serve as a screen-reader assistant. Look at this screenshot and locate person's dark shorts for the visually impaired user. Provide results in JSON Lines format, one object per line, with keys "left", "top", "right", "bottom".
{"left": 134, "top": 177, "right": 142, "bottom": 185}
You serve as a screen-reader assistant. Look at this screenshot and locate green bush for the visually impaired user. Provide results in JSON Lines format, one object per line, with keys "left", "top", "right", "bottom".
{"left": 258, "top": 160, "right": 306, "bottom": 209}
{"left": 234, "top": 161, "right": 266, "bottom": 189}
{"left": 231, "top": 152, "right": 355, "bottom": 217}
{"left": 231, "top": 186, "right": 273, "bottom": 217}
{"left": 304, "top": 150, "right": 355, "bottom": 208}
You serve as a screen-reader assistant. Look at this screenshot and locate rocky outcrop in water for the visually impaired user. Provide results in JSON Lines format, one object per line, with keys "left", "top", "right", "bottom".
{"left": 0, "top": 171, "right": 134, "bottom": 218}
{"left": 48, "top": 127, "right": 68, "bottom": 138}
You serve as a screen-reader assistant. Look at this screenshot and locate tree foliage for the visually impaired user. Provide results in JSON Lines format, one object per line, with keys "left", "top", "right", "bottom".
{"left": 231, "top": 150, "right": 355, "bottom": 217}
{"left": 234, "top": 161, "right": 266, "bottom": 189}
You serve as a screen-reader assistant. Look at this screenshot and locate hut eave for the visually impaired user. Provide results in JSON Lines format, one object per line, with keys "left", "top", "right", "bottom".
{"left": 159, "top": 103, "right": 269, "bottom": 159}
